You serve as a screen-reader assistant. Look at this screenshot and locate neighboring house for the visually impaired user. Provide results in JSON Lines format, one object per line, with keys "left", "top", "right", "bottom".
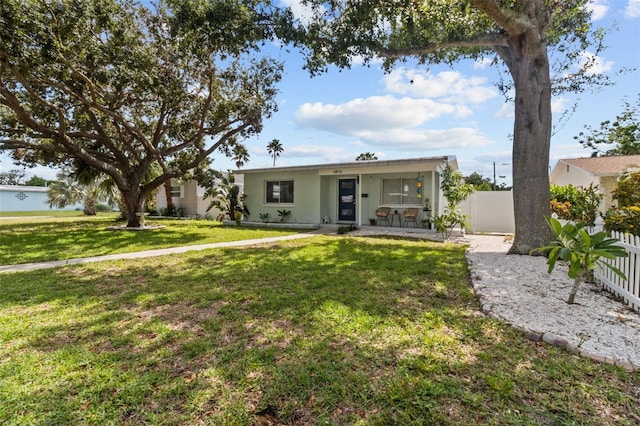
{"left": 0, "top": 184, "right": 82, "bottom": 212}
{"left": 549, "top": 155, "right": 640, "bottom": 212}
{"left": 155, "top": 176, "right": 241, "bottom": 219}
{"left": 236, "top": 156, "right": 456, "bottom": 226}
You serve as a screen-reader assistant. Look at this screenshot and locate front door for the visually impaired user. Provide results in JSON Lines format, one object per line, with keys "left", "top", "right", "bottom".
{"left": 338, "top": 178, "right": 357, "bottom": 222}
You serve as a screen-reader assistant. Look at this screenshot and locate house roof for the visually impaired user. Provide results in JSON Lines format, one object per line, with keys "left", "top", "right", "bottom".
{"left": 234, "top": 156, "right": 457, "bottom": 174}
{"left": 558, "top": 155, "right": 640, "bottom": 177}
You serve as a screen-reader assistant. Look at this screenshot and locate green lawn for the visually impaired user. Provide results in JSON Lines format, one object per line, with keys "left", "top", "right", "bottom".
{"left": 0, "top": 216, "right": 300, "bottom": 265}
{"left": 0, "top": 234, "right": 637, "bottom": 425}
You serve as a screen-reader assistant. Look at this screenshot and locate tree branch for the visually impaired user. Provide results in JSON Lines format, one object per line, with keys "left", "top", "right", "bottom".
{"left": 376, "top": 32, "right": 509, "bottom": 59}
{"left": 471, "top": 0, "right": 532, "bottom": 36}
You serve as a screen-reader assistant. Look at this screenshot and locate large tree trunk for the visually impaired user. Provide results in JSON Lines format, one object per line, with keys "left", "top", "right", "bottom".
{"left": 499, "top": 28, "right": 553, "bottom": 255}
{"left": 122, "top": 190, "right": 146, "bottom": 228}
{"left": 163, "top": 180, "right": 175, "bottom": 212}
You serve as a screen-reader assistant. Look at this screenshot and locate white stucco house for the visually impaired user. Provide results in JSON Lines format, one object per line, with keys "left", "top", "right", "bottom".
{"left": 549, "top": 155, "right": 640, "bottom": 212}
{"left": 155, "top": 175, "right": 241, "bottom": 219}
{"left": 234, "top": 156, "right": 456, "bottom": 227}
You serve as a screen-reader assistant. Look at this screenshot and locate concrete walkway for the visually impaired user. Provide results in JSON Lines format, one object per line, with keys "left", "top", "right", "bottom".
{"left": 0, "top": 232, "right": 324, "bottom": 273}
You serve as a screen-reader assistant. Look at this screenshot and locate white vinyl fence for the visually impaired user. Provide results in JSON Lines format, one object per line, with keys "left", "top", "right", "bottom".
{"left": 594, "top": 231, "right": 640, "bottom": 312}
{"left": 460, "top": 191, "right": 515, "bottom": 234}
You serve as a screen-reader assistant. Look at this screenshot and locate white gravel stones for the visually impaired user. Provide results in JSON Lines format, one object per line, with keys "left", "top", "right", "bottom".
{"left": 464, "top": 234, "right": 640, "bottom": 370}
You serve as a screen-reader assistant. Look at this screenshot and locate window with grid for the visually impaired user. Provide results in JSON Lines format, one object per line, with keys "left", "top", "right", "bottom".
{"left": 266, "top": 180, "right": 294, "bottom": 203}
{"left": 382, "top": 178, "right": 420, "bottom": 205}
{"left": 170, "top": 185, "right": 183, "bottom": 198}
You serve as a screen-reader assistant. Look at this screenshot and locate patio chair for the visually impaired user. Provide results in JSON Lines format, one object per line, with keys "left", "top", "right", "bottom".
{"left": 375, "top": 207, "right": 391, "bottom": 226}
{"left": 402, "top": 207, "right": 419, "bottom": 228}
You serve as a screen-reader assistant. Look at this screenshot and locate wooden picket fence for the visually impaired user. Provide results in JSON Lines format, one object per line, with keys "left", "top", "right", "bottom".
{"left": 594, "top": 231, "right": 640, "bottom": 312}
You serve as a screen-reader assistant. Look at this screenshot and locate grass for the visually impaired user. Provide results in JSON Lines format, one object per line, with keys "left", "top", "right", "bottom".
{"left": 0, "top": 232, "right": 638, "bottom": 425}
{"left": 0, "top": 210, "right": 94, "bottom": 218}
{"left": 0, "top": 215, "right": 301, "bottom": 265}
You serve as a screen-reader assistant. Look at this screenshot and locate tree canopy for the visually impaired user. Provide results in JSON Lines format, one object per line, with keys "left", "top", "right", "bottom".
{"left": 355, "top": 152, "right": 378, "bottom": 161}
{"left": 574, "top": 94, "right": 640, "bottom": 157}
{"left": 0, "top": 0, "right": 291, "bottom": 226}
{"left": 298, "top": 0, "right": 612, "bottom": 253}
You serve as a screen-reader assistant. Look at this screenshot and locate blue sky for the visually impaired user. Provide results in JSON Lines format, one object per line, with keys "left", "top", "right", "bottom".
{"left": 2, "top": 0, "right": 639, "bottom": 186}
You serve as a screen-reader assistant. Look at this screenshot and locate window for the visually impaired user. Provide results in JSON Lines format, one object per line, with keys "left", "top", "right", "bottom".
{"left": 170, "top": 185, "right": 183, "bottom": 198}
{"left": 266, "top": 180, "right": 294, "bottom": 203}
{"left": 382, "top": 178, "right": 420, "bottom": 205}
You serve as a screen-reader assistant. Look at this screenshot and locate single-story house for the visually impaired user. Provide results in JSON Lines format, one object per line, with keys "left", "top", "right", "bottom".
{"left": 0, "top": 184, "right": 82, "bottom": 212}
{"left": 235, "top": 156, "right": 457, "bottom": 227}
{"left": 155, "top": 176, "right": 239, "bottom": 219}
{"left": 549, "top": 155, "right": 640, "bottom": 212}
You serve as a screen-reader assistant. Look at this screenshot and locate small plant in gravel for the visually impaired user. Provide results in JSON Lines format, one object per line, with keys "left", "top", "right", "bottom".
{"left": 534, "top": 217, "right": 628, "bottom": 304}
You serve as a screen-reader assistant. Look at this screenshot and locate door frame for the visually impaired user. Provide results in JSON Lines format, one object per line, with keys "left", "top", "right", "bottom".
{"left": 337, "top": 177, "right": 357, "bottom": 223}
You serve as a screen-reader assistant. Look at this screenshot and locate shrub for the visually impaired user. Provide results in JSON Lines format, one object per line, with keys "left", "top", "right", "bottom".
{"left": 549, "top": 183, "right": 603, "bottom": 226}
{"left": 277, "top": 209, "right": 291, "bottom": 222}
{"left": 436, "top": 165, "right": 474, "bottom": 239}
{"left": 603, "top": 206, "right": 640, "bottom": 236}
{"left": 337, "top": 224, "right": 358, "bottom": 234}
{"left": 603, "top": 169, "right": 640, "bottom": 236}
{"left": 259, "top": 213, "right": 270, "bottom": 223}
{"left": 535, "top": 217, "right": 627, "bottom": 304}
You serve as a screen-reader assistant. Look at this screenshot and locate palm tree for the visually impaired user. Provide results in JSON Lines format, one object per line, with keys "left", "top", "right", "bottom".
{"left": 267, "top": 139, "right": 283, "bottom": 167}
{"left": 47, "top": 169, "right": 120, "bottom": 215}
{"left": 355, "top": 152, "right": 378, "bottom": 161}
{"left": 47, "top": 171, "right": 98, "bottom": 215}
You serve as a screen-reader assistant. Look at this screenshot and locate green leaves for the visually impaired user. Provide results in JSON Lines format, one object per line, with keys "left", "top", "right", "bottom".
{"left": 535, "top": 216, "right": 628, "bottom": 302}
{"left": 1, "top": 0, "right": 289, "bottom": 227}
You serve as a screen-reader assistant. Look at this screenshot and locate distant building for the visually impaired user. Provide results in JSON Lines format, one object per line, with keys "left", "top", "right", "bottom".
{"left": 549, "top": 155, "right": 640, "bottom": 212}
{"left": 0, "top": 185, "right": 81, "bottom": 212}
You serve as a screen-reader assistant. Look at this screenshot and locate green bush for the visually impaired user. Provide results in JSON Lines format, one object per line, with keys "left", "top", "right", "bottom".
{"left": 603, "top": 170, "right": 640, "bottom": 236}
{"left": 549, "top": 183, "right": 603, "bottom": 226}
{"left": 603, "top": 206, "right": 640, "bottom": 235}
{"left": 337, "top": 224, "right": 358, "bottom": 234}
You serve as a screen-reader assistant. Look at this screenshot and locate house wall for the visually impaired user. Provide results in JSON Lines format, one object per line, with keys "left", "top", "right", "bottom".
{"left": 243, "top": 170, "right": 322, "bottom": 224}
{"left": 549, "top": 161, "right": 598, "bottom": 188}
{"left": 156, "top": 180, "right": 225, "bottom": 219}
{"left": 241, "top": 160, "right": 446, "bottom": 226}
{"left": 549, "top": 161, "right": 614, "bottom": 213}
{"left": 0, "top": 185, "right": 81, "bottom": 212}
{"left": 599, "top": 176, "right": 619, "bottom": 210}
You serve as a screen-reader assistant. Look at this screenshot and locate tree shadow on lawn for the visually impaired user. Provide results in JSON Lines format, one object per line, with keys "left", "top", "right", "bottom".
{"left": 0, "top": 236, "right": 638, "bottom": 424}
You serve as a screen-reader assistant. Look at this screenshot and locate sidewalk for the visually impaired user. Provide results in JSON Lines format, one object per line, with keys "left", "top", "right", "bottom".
{"left": 0, "top": 232, "right": 323, "bottom": 273}
{"left": 0, "top": 225, "right": 433, "bottom": 274}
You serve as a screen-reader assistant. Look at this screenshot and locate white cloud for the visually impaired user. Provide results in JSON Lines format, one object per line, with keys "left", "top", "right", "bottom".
{"left": 285, "top": 144, "right": 353, "bottom": 163}
{"left": 587, "top": 0, "right": 609, "bottom": 20}
{"left": 295, "top": 95, "right": 458, "bottom": 134}
{"left": 352, "top": 127, "right": 493, "bottom": 151}
{"left": 625, "top": 0, "right": 640, "bottom": 18}
{"left": 383, "top": 69, "right": 498, "bottom": 104}
{"left": 551, "top": 97, "right": 569, "bottom": 113}
{"left": 494, "top": 102, "right": 514, "bottom": 120}
{"left": 473, "top": 57, "right": 494, "bottom": 70}
{"left": 279, "top": 0, "right": 316, "bottom": 25}
{"left": 578, "top": 51, "right": 614, "bottom": 75}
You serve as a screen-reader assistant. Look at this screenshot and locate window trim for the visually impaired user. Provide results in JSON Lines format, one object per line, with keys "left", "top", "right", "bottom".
{"left": 265, "top": 179, "right": 294, "bottom": 204}
{"left": 381, "top": 177, "right": 421, "bottom": 206}
{"left": 170, "top": 185, "right": 184, "bottom": 198}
